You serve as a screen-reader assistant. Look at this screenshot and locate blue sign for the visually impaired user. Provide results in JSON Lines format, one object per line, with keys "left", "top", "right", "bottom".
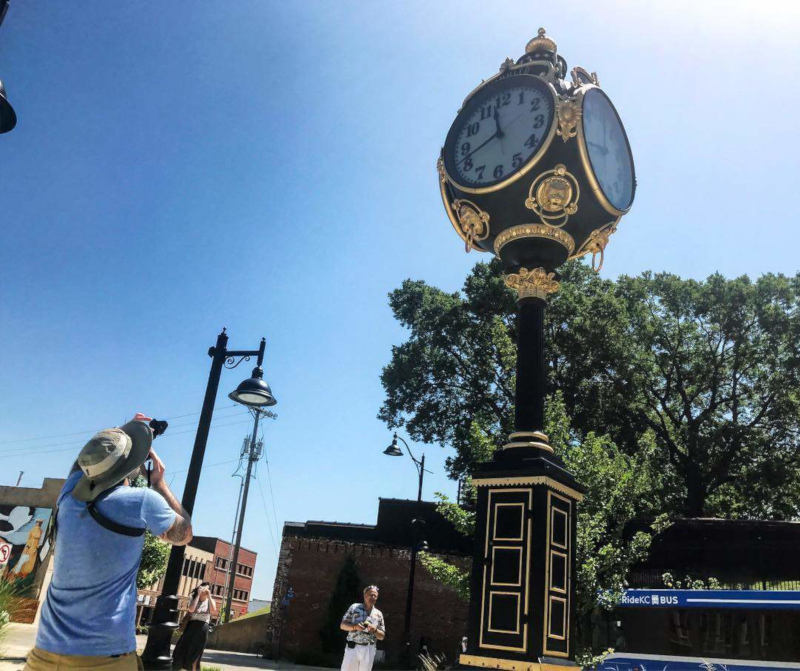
{"left": 598, "top": 653, "right": 800, "bottom": 670}
{"left": 618, "top": 589, "right": 800, "bottom": 610}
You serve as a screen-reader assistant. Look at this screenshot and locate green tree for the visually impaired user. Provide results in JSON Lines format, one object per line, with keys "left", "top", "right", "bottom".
{"left": 130, "top": 477, "right": 171, "bottom": 590}
{"left": 380, "top": 260, "right": 800, "bottom": 518}
{"left": 319, "top": 554, "right": 361, "bottom": 653}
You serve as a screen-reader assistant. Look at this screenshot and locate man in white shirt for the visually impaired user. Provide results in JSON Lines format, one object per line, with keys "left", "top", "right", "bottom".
{"left": 339, "top": 585, "right": 386, "bottom": 671}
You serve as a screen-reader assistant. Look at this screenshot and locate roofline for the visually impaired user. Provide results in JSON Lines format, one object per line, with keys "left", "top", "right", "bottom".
{"left": 190, "top": 535, "right": 258, "bottom": 557}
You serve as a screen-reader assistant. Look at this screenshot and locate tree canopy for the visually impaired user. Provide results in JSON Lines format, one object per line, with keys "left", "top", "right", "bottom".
{"left": 380, "top": 260, "right": 800, "bottom": 518}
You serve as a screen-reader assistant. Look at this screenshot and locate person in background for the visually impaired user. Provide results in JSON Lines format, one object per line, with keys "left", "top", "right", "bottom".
{"left": 25, "top": 414, "right": 192, "bottom": 670}
{"left": 339, "top": 585, "right": 385, "bottom": 671}
{"left": 172, "top": 581, "right": 218, "bottom": 670}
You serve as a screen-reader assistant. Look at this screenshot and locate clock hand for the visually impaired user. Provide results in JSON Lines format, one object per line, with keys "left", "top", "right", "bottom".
{"left": 493, "top": 107, "right": 504, "bottom": 138}
{"left": 456, "top": 131, "right": 499, "bottom": 166}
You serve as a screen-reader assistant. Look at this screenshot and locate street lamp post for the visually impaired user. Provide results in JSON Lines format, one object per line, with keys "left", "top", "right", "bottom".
{"left": 0, "top": 0, "right": 18, "bottom": 134}
{"left": 141, "top": 328, "right": 277, "bottom": 669}
{"left": 383, "top": 433, "right": 431, "bottom": 666}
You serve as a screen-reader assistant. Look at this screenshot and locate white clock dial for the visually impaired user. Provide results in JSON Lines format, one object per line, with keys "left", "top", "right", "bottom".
{"left": 582, "top": 88, "right": 634, "bottom": 211}
{"left": 449, "top": 83, "right": 553, "bottom": 188}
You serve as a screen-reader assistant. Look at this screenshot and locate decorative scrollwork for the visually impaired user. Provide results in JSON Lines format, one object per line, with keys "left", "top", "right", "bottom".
{"left": 493, "top": 224, "right": 575, "bottom": 257}
{"left": 224, "top": 355, "right": 251, "bottom": 370}
{"left": 451, "top": 199, "right": 490, "bottom": 253}
{"left": 525, "top": 164, "right": 580, "bottom": 228}
{"left": 504, "top": 267, "right": 560, "bottom": 300}
{"left": 436, "top": 156, "right": 446, "bottom": 184}
{"left": 571, "top": 66, "right": 599, "bottom": 87}
{"left": 556, "top": 94, "right": 582, "bottom": 142}
{"left": 573, "top": 220, "right": 618, "bottom": 272}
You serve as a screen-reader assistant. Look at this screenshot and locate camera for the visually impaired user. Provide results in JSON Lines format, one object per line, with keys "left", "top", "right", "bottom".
{"left": 149, "top": 419, "right": 169, "bottom": 437}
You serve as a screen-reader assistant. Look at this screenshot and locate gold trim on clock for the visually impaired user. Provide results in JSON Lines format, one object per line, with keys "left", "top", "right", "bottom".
{"left": 492, "top": 502, "right": 525, "bottom": 541}
{"left": 490, "top": 546, "right": 523, "bottom": 587}
{"left": 472, "top": 476, "right": 584, "bottom": 502}
{"left": 543, "top": 490, "right": 572, "bottom": 658}
{"left": 479, "top": 489, "right": 531, "bottom": 654}
{"left": 438, "top": 156, "right": 486, "bottom": 253}
{"left": 442, "top": 79, "right": 559, "bottom": 195}
{"left": 487, "top": 591, "right": 521, "bottom": 634}
{"left": 575, "top": 84, "right": 634, "bottom": 217}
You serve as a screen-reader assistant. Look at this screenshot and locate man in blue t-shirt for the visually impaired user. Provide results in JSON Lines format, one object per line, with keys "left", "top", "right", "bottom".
{"left": 25, "top": 415, "right": 193, "bottom": 670}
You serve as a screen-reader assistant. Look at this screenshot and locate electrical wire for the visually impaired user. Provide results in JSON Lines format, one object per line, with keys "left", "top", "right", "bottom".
{"left": 0, "top": 415, "right": 254, "bottom": 458}
{"left": 256, "top": 472, "right": 280, "bottom": 560}
{"left": 263, "top": 456, "right": 282, "bottom": 549}
{"left": 0, "top": 404, "right": 241, "bottom": 446}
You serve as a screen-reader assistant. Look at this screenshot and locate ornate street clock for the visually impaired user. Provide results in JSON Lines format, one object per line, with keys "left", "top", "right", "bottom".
{"left": 438, "top": 29, "right": 636, "bottom": 671}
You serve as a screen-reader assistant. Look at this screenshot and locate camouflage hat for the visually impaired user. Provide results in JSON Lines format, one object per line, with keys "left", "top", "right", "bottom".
{"left": 71, "top": 420, "right": 153, "bottom": 502}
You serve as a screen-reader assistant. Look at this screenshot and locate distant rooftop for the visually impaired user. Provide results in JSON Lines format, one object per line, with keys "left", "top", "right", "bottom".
{"left": 283, "top": 498, "right": 472, "bottom": 555}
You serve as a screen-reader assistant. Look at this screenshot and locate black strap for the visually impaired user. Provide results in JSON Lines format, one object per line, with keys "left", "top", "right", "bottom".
{"left": 86, "top": 501, "right": 145, "bottom": 537}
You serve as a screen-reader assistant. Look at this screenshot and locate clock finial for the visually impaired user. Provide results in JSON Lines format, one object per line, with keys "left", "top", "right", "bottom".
{"left": 525, "top": 27, "right": 557, "bottom": 55}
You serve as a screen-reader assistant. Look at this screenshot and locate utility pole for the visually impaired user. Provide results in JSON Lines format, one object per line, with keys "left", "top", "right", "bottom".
{"left": 223, "top": 409, "right": 270, "bottom": 622}
{"left": 15, "top": 471, "right": 23, "bottom": 486}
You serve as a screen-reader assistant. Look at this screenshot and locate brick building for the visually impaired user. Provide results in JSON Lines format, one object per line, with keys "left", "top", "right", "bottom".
{"left": 266, "top": 498, "right": 472, "bottom": 665}
{"left": 192, "top": 535, "right": 257, "bottom": 620}
{"left": 137, "top": 536, "right": 257, "bottom": 624}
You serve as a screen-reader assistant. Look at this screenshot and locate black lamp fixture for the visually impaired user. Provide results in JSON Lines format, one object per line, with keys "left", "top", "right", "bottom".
{"left": 228, "top": 366, "right": 277, "bottom": 407}
{"left": 0, "top": 1, "right": 17, "bottom": 135}
{"left": 383, "top": 433, "right": 404, "bottom": 457}
{"left": 0, "top": 81, "right": 15, "bottom": 134}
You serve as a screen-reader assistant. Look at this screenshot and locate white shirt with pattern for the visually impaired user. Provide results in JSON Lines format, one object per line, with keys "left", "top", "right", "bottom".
{"left": 341, "top": 602, "right": 385, "bottom": 645}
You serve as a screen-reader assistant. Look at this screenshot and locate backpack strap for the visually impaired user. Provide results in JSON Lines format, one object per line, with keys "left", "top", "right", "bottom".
{"left": 86, "top": 501, "right": 145, "bottom": 537}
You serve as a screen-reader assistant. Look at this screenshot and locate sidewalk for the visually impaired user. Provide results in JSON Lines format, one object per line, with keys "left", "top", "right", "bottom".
{"left": 0, "top": 623, "right": 331, "bottom": 671}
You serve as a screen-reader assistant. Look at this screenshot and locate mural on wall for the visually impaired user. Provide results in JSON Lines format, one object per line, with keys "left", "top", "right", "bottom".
{"left": 0, "top": 505, "right": 54, "bottom": 590}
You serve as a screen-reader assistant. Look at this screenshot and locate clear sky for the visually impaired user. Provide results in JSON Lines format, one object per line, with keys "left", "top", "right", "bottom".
{"left": 1, "top": 1, "right": 798, "bottom": 601}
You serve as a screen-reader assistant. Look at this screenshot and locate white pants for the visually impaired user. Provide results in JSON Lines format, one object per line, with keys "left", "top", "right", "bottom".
{"left": 341, "top": 643, "right": 376, "bottom": 671}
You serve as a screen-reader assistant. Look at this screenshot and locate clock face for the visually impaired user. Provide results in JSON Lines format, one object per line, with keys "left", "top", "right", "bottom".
{"left": 445, "top": 77, "right": 555, "bottom": 190}
{"left": 581, "top": 88, "right": 635, "bottom": 212}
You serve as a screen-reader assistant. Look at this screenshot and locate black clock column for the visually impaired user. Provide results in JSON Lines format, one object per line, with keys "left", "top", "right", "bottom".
{"left": 459, "top": 273, "right": 583, "bottom": 671}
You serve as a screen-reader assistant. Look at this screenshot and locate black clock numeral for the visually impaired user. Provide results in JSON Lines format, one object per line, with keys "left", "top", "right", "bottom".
{"left": 463, "top": 157, "right": 473, "bottom": 171}
{"left": 476, "top": 165, "right": 485, "bottom": 179}
{"left": 533, "top": 114, "right": 545, "bottom": 129}
{"left": 530, "top": 97, "right": 541, "bottom": 111}
{"left": 512, "top": 153, "right": 523, "bottom": 169}
{"left": 524, "top": 133, "right": 538, "bottom": 149}
{"left": 518, "top": 91, "right": 525, "bottom": 105}
{"left": 461, "top": 142, "right": 470, "bottom": 157}
{"left": 480, "top": 105, "right": 493, "bottom": 120}
{"left": 500, "top": 92, "right": 511, "bottom": 107}
{"left": 493, "top": 164, "right": 504, "bottom": 179}
{"left": 466, "top": 122, "right": 480, "bottom": 137}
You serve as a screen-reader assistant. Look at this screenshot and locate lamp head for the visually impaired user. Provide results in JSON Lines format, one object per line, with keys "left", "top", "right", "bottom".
{"left": 0, "top": 80, "right": 17, "bottom": 134}
{"left": 383, "top": 434, "right": 403, "bottom": 457}
{"left": 228, "top": 366, "right": 277, "bottom": 407}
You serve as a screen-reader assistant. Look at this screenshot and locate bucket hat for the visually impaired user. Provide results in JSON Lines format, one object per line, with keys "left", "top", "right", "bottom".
{"left": 71, "top": 418, "right": 153, "bottom": 502}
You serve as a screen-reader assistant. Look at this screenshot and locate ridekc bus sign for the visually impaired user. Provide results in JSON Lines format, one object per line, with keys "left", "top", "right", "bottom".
{"left": 617, "top": 589, "right": 800, "bottom": 610}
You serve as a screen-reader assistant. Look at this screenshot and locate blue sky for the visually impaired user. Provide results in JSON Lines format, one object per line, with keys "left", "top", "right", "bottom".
{"left": 1, "top": 1, "right": 798, "bottom": 600}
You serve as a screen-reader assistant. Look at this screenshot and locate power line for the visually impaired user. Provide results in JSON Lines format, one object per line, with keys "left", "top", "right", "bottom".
{"left": 256, "top": 475, "right": 280, "bottom": 560}
{"left": 0, "top": 415, "right": 254, "bottom": 458}
{"left": 263, "top": 455, "right": 282, "bottom": 549}
{"left": 0, "top": 404, "right": 241, "bottom": 446}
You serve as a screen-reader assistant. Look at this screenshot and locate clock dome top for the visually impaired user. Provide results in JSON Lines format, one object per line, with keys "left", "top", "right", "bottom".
{"left": 525, "top": 28, "right": 557, "bottom": 56}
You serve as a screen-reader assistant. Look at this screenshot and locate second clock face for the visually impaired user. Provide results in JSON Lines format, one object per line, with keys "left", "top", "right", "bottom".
{"left": 445, "top": 76, "right": 555, "bottom": 190}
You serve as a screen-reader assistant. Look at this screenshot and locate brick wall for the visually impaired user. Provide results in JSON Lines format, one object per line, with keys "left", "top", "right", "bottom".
{"left": 203, "top": 538, "right": 257, "bottom": 620}
{"left": 268, "top": 535, "right": 470, "bottom": 664}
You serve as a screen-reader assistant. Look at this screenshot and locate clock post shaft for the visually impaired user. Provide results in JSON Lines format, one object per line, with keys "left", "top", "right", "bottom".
{"left": 514, "top": 296, "right": 546, "bottom": 434}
